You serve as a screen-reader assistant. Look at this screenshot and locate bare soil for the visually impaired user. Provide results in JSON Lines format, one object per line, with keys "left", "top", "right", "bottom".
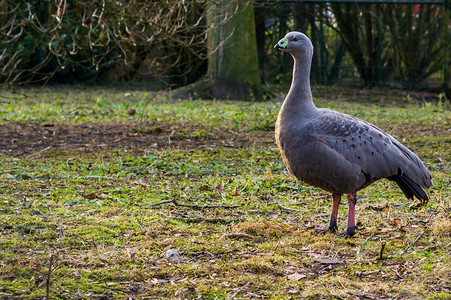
{"left": 0, "top": 122, "right": 275, "bottom": 156}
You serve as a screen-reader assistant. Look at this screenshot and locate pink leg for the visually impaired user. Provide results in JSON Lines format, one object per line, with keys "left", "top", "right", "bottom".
{"left": 316, "top": 193, "right": 341, "bottom": 234}
{"left": 338, "top": 192, "right": 357, "bottom": 237}
{"left": 329, "top": 193, "right": 341, "bottom": 232}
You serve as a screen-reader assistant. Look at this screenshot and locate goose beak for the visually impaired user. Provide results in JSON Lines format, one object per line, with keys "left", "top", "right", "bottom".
{"left": 274, "top": 37, "right": 288, "bottom": 49}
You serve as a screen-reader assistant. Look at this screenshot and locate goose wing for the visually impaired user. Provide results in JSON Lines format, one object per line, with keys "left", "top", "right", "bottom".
{"left": 308, "top": 109, "right": 432, "bottom": 190}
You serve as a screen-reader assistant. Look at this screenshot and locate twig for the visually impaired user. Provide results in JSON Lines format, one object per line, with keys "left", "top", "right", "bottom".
{"left": 27, "top": 146, "right": 52, "bottom": 158}
{"left": 169, "top": 216, "right": 243, "bottom": 224}
{"left": 46, "top": 253, "right": 55, "bottom": 300}
{"left": 323, "top": 283, "right": 346, "bottom": 300}
{"left": 84, "top": 175, "right": 115, "bottom": 180}
{"left": 398, "top": 231, "right": 425, "bottom": 256}
{"left": 277, "top": 203, "right": 304, "bottom": 212}
{"left": 379, "top": 242, "right": 386, "bottom": 260}
{"left": 148, "top": 199, "right": 175, "bottom": 207}
{"left": 0, "top": 217, "right": 13, "bottom": 227}
{"left": 356, "top": 232, "right": 375, "bottom": 258}
{"left": 139, "top": 87, "right": 171, "bottom": 122}
{"left": 173, "top": 199, "right": 241, "bottom": 209}
{"left": 0, "top": 93, "right": 21, "bottom": 99}
{"left": 148, "top": 198, "right": 241, "bottom": 209}
{"left": 223, "top": 232, "right": 255, "bottom": 240}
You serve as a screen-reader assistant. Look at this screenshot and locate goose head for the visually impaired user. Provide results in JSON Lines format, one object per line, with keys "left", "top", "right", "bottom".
{"left": 274, "top": 31, "right": 313, "bottom": 59}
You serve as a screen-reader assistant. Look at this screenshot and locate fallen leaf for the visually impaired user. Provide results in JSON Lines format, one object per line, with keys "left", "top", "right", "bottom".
{"left": 223, "top": 232, "right": 255, "bottom": 240}
{"left": 259, "top": 194, "right": 270, "bottom": 201}
{"left": 314, "top": 213, "right": 330, "bottom": 218}
{"left": 138, "top": 178, "right": 150, "bottom": 185}
{"left": 164, "top": 249, "right": 182, "bottom": 263}
{"left": 314, "top": 257, "right": 345, "bottom": 264}
{"left": 369, "top": 203, "right": 389, "bottom": 211}
{"left": 214, "top": 183, "right": 224, "bottom": 195}
{"left": 287, "top": 290, "right": 300, "bottom": 295}
{"left": 286, "top": 272, "right": 306, "bottom": 281}
{"left": 231, "top": 189, "right": 240, "bottom": 196}
{"left": 175, "top": 287, "right": 195, "bottom": 297}
{"left": 82, "top": 193, "right": 101, "bottom": 200}
{"left": 148, "top": 278, "right": 159, "bottom": 285}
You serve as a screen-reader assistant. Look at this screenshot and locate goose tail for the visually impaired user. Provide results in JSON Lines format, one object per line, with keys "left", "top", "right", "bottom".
{"left": 387, "top": 169, "right": 429, "bottom": 202}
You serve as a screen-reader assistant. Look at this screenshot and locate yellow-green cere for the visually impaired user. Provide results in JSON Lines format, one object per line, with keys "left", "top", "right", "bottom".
{"left": 277, "top": 37, "right": 289, "bottom": 48}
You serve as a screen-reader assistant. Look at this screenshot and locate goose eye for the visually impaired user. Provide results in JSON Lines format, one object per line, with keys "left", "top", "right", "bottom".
{"left": 292, "top": 37, "right": 298, "bottom": 42}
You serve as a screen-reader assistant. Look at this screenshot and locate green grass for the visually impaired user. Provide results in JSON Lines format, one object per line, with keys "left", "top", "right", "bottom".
{"left": 0, "top": 86, "right": 450, "bottom": 299}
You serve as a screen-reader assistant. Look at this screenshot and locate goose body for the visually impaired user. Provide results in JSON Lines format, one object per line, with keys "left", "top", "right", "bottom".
{"left": 274, "top": 32, "right": 433, "bottom": 237}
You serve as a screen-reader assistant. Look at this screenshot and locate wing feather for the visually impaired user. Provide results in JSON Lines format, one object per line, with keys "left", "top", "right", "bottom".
{"left": 308, "top": 109, "right": 432, "bottom": 190}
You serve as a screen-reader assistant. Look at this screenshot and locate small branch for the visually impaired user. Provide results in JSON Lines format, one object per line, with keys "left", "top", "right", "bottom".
{"left": 277, "top": 203, "right": 303, "bottom": 212}
{"left": 148, "top": 198, "right": 241, "bottom": 209}
{"left": 379, "top": 242, "right": 386, "bottom": 260}
{"left": 398, "top": 231, "right": 425, "bottom": 256}
{"left": 172, "top": 199, "right": 241, "bottom": 209}
{"left": 169, "top": 216, "right": 242, "bottom": 225}
{"left": 356, "top": 232, "right": 375, "bottom": 258}
{"left": 0, "top": 218, "right": 13, "bottom": 227}
{"left": 139, "top": 87, "right": 171, "bottom": 122}
{"left": 27, "top": 146, "right": 52, "bottom": 158}
{"left": 84, "top": 175, "right": 115, "bottom": 180}
{"left": 223, "top": 232, "right": 255, "bottom": 240}
{"left": 46, "top": 253, "right": 55, "bottom": 300}
{"left": 148, "top": 199, "right": 175, "bottom": 207}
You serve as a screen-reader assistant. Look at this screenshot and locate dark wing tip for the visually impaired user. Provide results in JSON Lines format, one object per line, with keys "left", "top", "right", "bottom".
{"left": 387, "top": 169, "right": 429, "bottom": 202}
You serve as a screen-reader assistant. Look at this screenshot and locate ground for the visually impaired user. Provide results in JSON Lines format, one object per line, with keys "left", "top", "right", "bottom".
{"left": 0, "top": 86, "right": 450, "bottom": 299}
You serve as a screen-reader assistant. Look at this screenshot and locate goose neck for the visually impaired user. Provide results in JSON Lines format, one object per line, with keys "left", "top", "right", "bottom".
{"left": 284, "top": 54, "right": 316, "bottom": 113}
{"left": 289, "top": 55, "right": 312, "bottom": 96}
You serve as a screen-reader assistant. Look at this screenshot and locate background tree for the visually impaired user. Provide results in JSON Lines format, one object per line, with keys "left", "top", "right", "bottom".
{"left": 382, "top": 4, "right": 444, "bottom": 88}
{"left": 1, "top": 0, "right": 447, "bottom": 95}
{"left": 324, "top": 3, "right": 446, "bottom": 87}
{"left": 1, "top": 0, "right": 262, "bottom": 100}
{"left": 325, "top": 3, "right": 391, "bottom": 86}
{"left": 206, "top": 0, "right": 262, "bottom": 100}
{"left": 255, "top": 2, "right": 348, "bottom": 86}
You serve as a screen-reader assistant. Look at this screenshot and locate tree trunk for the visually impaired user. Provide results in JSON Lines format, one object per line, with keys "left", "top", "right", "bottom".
{"left": 206, "top": 0, "right": 263, "bottom": 100}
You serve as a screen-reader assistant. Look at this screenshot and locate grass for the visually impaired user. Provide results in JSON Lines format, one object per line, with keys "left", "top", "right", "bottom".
{"left": 0, "top": 85, "right": 450, "bottom": 299}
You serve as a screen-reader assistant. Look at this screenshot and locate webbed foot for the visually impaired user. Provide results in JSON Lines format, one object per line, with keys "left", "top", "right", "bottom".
{"left": 336, "top": 226, "right": 356, "bottom": 238}
{"left": 315, "top": 225, "right": 338, "bottom": 235}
